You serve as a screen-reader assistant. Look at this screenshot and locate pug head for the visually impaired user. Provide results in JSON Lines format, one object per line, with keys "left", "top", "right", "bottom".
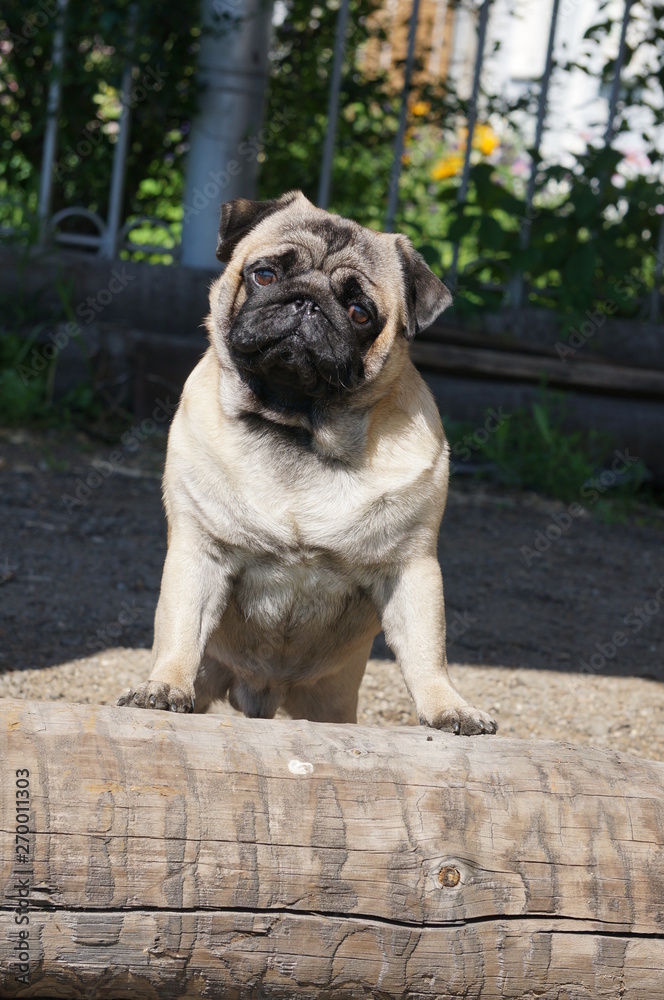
{"left": 209, "top": 191, "right": 452, "bottom": 418}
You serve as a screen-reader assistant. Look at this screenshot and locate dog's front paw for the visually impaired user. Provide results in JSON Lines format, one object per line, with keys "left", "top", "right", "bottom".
{"left": 117, "top": 680, "right": 195, "bottom": 713}
{"left": 420, "top": 704, "right": 497, "bottom": 736}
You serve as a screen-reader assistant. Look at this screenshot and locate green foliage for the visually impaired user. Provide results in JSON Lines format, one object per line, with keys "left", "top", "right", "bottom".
{"left": 0, "top": 0, "right": 200, "bottom": 248}
{"left": 260, "top": 0, "right": 664, "bottom": 324}
{"left": 0, "top": 331, "right": 103, "bottom": 426}
{"left": 445, "top": 391, "right": 651, "bottom": 506}
{"left": 1, "top": 0, "right": 662, "bottom": 320}
{"left": 259, "top": 0, "right": 397, "bottom": 228}
{"left": 0, "top": 268, "right": 121, "bottom": 429}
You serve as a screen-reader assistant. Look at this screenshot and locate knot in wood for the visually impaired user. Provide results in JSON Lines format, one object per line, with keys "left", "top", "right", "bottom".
{"left": 438, "top": 866, "right": 461, "bottom": 888}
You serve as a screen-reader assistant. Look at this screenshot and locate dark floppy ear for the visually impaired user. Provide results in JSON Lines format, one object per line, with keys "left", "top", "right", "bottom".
{"left": 396, "top": 237, "right": 453, "bottom": 340}
{"left": 216, "top": 192, "right": 300, "bottom": 263}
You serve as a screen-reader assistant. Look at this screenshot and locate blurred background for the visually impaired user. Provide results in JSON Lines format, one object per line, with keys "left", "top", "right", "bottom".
{"left": 0, "top": 0, "right": 663, "bottom": 486}
{"left": 0, "top": 0, "right": 663, "bottom": 754}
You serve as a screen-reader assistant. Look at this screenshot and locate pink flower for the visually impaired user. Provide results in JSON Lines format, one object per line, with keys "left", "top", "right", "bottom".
{"left": 511, "top": 157, "right": 530, "bottom": 177}
{"left": 623, "top": 150, "right": 651, "bottom": 171}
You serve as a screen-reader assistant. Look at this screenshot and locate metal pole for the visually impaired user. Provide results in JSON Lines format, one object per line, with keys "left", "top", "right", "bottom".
{"left": 37, "top": 0, "right": 69, "bottom": 244}
{"left": 590, "top": 0, "right": 634, "bottom": 264}
{"left": 100, "top": 3, "right": 138, "bottom": 259}
{"left": 317, "top": 0, "right": 351, "bottom": 210}
{"left": 511, "top": 0, "right": 561, "bottom": 308}
{"left": 385, "top": 0, "right": 422, "bottom": 233}
{"left": 180, "top": 0, "right": 273, "bottom": 269}
{"left": 649, "top": 213, "right": 664, "bottom": 323}
{"left": 603, "top": 0, "right": 635, "bottom": 147}
{"left": 449, "top": 0, "right": 491, "bottom": 287}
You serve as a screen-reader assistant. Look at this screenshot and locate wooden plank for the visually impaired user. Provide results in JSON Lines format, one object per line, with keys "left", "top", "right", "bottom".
{"left": 410, "top": 341, "right": 664, "bottom": 397}
{"left": 424, "top": 317, "right": 664, "bottom": 372}
{"left": 1, "top": 698, "right": 663, "bottom": 998}
{"left": 424, "top": 320, "right": 554, "bottom": 357}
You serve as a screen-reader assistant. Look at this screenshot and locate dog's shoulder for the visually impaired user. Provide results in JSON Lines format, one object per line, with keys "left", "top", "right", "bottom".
{"left": 366, "top": 361, "right": 445, "bottom": 472}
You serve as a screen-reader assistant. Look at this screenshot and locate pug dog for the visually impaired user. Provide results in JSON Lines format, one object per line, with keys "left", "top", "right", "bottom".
{"left": 118, "top": 191, "right": 497, "bottom": 736}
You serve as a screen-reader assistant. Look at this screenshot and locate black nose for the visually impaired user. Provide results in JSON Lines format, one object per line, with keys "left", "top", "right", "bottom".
{"left": 292, "top": 297, "right": 320, "bottom": 315}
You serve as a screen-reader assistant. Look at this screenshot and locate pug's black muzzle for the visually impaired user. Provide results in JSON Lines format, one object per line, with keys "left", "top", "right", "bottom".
{"left": 228, "top": 292, "right": 362, "bottom": 403}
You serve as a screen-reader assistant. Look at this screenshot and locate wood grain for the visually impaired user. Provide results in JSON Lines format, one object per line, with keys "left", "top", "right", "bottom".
{"left": 410, "top": 340, "right": 664, "bottom": 397}
{"left": 1, "top": 698, "right": 663, "bottom": 998}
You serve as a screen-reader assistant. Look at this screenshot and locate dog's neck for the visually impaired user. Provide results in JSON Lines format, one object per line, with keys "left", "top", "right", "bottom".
{"left": 214, "top": 326, "right": 409, "bottom": 466}
{"left": 310, "top": 407, "right": 371, "bottom": 465}
{"left": 217, "top": 358, "right": 376, "bottom": 466}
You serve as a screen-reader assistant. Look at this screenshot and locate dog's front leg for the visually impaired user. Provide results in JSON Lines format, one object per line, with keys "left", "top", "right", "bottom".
{"left": 118, "top": 526, "right": 232, "bottom": 713}
{"left": 374, "top": 556, "right": 497, "bottom": 736}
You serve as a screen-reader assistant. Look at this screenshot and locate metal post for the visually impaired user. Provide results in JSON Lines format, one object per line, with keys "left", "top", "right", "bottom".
{"left": 384, "top": 0, "right": 421, "bottom": 233}
{"left": 449, "top": 0, "right": 491, "bottom": 288}
{"left": 317, "top": 0, "right": 351, "bottom": 210}
{"left": 603, "top": 0, "right": 635, "bottom": 147}
{"left": 37, "top": 0, "right": 69, "bottom": 244}
{"left": 100, "top": 3, "right": 138, "bottom": 260}
{"left": 590, "top": 0, "right": 634, "bottom": 274}
{"left": 649, "top": 213, "right": 664, "bottom": 323}
{"left": 180, "top": 0, "right": 273, "bottom": 270}
{"left": 510, "top": 0, "right": 561, "bottom": 308}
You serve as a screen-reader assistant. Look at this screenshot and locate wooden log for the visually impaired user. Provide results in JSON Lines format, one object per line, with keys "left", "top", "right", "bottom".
{"left": 410, "top": 340, "right": 664, "bottom": 398}
{"left": 1, "top": 697, "right": 663, "bottom": 999}
{"left": 425, "top": 313, "right": 664, "bottom": 372}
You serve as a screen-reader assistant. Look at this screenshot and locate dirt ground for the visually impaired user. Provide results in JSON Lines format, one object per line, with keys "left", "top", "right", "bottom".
{"left": 1, "top": 426, "right": 663, "bottom": 760}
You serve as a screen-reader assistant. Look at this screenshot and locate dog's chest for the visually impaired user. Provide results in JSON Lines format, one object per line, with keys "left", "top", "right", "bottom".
{"left": 208, "top": 469, "right": 386, "bottom": 635}
{"left": 230, "top": 555, "right": 362, "bottom": 633}
{"left": 177, "top": 410, "right": 442, "bottom": 571}
{"left": 227, "top": 456, "right": 433, "bottom": 568}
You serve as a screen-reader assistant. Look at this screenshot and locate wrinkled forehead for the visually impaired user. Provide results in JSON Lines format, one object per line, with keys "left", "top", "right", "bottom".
{"left": 237, "top": 204, "right": 403, "bottom": 304}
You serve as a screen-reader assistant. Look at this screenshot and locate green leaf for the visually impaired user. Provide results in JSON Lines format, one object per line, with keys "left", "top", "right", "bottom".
{"left": 478, "top": 215, "right": 506, "bottom": 252}
{"left": 562, "top": 242, "right": 597, "bottom": 292}
{"left": 532, "top": 403, "right": 553, "bottom": 446}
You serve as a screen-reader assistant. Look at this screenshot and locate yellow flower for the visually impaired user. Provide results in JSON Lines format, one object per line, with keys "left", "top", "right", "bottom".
{"left": 431, "top": 153, "right": 464, "bottom": 180}
{"left": 473, "top": 123, "right": 499, "bottom": 156}
{"left": 457, "top": 123, "right": 500, "bottom": 156}
{"left": 411, "top": 100, "right": 431, "bottom": 117}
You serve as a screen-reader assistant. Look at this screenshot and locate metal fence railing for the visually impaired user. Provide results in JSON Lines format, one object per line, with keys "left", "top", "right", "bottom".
{"left": 35, "top": 0, "right": 177, "bottom": 260}
{"left": 10, "top": 0, "right": 664, "bottom": 318}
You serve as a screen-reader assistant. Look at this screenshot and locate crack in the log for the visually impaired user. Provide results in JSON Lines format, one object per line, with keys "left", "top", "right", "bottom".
{"left": 0, "top": 901, "right": 660, "bottom": 939}
{"left": 0, "top": 828, "right": 655, "bottom": 856}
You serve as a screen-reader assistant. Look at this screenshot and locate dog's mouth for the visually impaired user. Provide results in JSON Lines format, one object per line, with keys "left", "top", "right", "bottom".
{"left": 232, "top": 331, "right": 324, "bottom": 395}
{"left": 228, "top": 311, "right": 361, "bottom": 404}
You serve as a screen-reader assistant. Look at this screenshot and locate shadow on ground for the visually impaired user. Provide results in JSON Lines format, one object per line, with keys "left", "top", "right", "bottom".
{"left": 1, "top": 429, "right": 663, "bottom": 682}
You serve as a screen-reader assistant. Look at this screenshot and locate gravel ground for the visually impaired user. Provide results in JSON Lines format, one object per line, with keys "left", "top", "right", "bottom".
{"left": 1, "top": 426, "right": 663, "bottom": 761}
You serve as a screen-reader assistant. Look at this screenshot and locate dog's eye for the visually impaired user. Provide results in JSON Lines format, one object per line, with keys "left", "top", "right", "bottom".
{"left": 348, "top": 303, "right": 369, "bottom": 324}
{"left": 254, "top": 268, "right": 277, "bottom": 286}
